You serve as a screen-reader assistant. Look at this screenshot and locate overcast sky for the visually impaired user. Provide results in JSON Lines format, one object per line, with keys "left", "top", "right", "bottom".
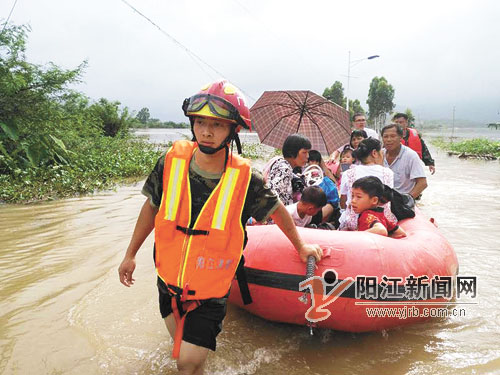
{"left": 2, "top": 0, "right": 499, "bottom": 123}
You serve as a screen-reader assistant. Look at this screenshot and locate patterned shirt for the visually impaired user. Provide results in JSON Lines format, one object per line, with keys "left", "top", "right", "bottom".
{"left": 266, "top": 157, "right": 294, "bottom": 205}
{"left": 358, "top": 207, "right": 399, "bottom": 233}
{"left": 142, "top": 153, "right": 280, "bottom": 229}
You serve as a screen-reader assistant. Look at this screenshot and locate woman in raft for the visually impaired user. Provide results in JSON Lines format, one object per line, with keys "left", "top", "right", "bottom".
{"left": 339, "top": 137, "right": 397, "bottom": 230}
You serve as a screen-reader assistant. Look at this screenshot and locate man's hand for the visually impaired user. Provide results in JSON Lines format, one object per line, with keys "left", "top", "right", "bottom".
{"left": 118, "top": 256, "right": 136, "bottom": 287}
{"left": 117, "top": 198, "right": 157, "bottom": 287}
{"left": 429, "top": 165, "right": 436, "bottom": 175}
{"left": 410, "top": 177, "right": 428, "bottom": 199}
{"left": 297, "top": 244, "right": 323, "bottom": 263}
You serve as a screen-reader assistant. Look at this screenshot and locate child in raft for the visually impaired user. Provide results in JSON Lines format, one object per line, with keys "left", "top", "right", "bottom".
{"left": 286, "top": 186, "right": 327, "bottom": 227}
{"left": 334, "top": 147, "right": 356, "bottom": 187}
{"left": 329, "top": 129, "right": 368, "bottom": 164}
{"left": 350, "top": 176, "right": 407, "bottom": 238}
{"left": 305, "top": 150, "right": 340, "bottom": 225}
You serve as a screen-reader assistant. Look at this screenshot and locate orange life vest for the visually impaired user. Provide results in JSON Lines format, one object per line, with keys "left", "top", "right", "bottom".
{"left": 401, "top": 128, "right": 423, "bottom": 159}
{"left": 154, "top": 140, "right": 252, "bottom": 300}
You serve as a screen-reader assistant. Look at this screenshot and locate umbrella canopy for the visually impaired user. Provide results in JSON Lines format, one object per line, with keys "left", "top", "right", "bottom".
{"left": 250, "top": 91, "right": 351, "bottom": 155}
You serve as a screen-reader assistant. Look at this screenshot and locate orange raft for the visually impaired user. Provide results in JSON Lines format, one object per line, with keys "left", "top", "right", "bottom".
{"left": 229, "top": 209, "right": 459, "bottom": 332}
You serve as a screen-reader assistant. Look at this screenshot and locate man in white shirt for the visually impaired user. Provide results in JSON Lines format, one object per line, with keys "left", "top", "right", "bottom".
{"left": 286, "top": 186, "right": 327, "bottom": 227}
{"left": 382, "top": 124, "right": 427, "bottom": 198}
{"left": 352, "top": 113, "right": 379, "bottom": 140}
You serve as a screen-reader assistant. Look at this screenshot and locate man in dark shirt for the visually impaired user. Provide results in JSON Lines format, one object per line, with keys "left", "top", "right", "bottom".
{"left": 118, "top": 80, "right": 323, "bottom": 374}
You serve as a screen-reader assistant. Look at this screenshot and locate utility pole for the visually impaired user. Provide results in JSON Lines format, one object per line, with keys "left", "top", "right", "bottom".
{"left": 346, "top": 51, "right": 351, "bottom": 111}
{"left": 451, "top": 106, "right": 455, "bottom": 142}
{"left": 345, "top": 52, "right": 379, "bottom": 112}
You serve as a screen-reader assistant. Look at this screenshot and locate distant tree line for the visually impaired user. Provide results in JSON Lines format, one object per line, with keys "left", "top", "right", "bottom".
{"left": 134, "top": 107, "right": 189, "bottom": 128}
{"left": 324, "top": 79, "right": 496, "bottom": 131}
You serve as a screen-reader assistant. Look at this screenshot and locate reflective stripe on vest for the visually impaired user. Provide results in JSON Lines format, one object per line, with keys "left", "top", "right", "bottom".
{"left": 401, "top": 128, "right": 423, "bottom": 159}
{"left": 212, "top": 167, "right": 240, "bottom": 230}
{"left": 154, "top": 140, "right": 252, "bottom": 300}
{"left": 163, "top": 157, "right": 186, "bottom": 221}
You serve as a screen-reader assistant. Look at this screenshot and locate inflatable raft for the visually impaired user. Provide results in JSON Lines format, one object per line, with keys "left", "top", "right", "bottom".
{"left": 229, "top": 209, "right": 459, "bottom": 332}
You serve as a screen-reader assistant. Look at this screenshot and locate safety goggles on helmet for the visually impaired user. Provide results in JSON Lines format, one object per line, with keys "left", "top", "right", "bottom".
{"left": 183, "top": 94, "right": 241, "bottom": 125}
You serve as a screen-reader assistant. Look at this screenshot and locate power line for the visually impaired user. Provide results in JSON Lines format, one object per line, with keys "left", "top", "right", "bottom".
{"left": 119, "top": 0, "right": 216, "bottom": 80}
{"left": 119, "top": 0, "right": 255, "bottom": 100}
{"left": 1, "top": 0, "right": 19, "bottom": 34}
{"left": 231, "top": 0, "right": 320, "bottom": 82}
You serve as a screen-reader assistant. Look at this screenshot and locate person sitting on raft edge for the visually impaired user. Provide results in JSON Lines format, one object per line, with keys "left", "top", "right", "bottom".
{"left": 117, "top": 80, "right": 323, "bottom": 375}
{"left": 351, "top": 176, "right": 407, "bottom": 238}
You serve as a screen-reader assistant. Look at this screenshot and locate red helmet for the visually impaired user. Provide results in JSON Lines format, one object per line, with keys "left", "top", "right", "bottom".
{"left": 182, "top": 80, "right": 251, "bottom": 131}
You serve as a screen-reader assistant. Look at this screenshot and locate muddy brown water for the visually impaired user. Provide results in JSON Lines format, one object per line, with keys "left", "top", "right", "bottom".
{"left": 1, "top": 145, "right": 499, "bottom": 375}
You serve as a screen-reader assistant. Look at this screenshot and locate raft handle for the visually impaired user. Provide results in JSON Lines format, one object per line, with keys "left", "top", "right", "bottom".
{"left": 298, "top": 256, "right": 316, "bottom": 304}
{"left": 306, "top": 255, "right": 316, "bottom": 279}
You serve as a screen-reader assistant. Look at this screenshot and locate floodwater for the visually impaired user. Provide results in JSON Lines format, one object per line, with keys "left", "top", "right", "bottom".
{"left": 1, "top": 132, "right": 500, "bottom": 374}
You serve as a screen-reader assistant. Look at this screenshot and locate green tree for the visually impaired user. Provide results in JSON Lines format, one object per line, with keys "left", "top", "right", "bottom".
{"left": 90, "top": 98, "right": 135, "bottom": 137}
{"left": 0, "top": 24, "right": 84, "bottom": 171}
{"left": 366, "top": 76, "right": 395, "bottom": 125}
{"left": 323, "top": 81, "right": 346, "bottom": 107}
{"left": 136, "top": 107, "right": 150, "bottom": 124}
{"left": 349, "top": 99, "right": 365, "bottom": 118}
{"left": 0, "top": 23, "right": 164, "bottom": 202}
{"left": 404, "top": 108, "right": 415, "bottom": 127}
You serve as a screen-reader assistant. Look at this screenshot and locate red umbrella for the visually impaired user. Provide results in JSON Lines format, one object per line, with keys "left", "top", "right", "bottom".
{"left": 250, "top": 91, "right": 351, "bottom": 155}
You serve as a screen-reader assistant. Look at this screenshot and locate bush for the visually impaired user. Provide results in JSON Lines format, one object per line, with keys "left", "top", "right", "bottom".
{"left": 0, "top": 24, "right": 89, "bottom": 172}
{"left": 0, "top": 138, "right": 164, "bottom": 203}
{"left": 0, "top": 23, "right": 163, "bottom": 203}
{"left": 90, "top": 98, "right": 137, "bottom": 137}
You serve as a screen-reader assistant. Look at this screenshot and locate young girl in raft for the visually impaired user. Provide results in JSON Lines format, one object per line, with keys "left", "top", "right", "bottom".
{"left": 334, "top": 147, "right": 356, "bottom": 188}
{"left": 326, "top": 129, "right": 366, "bottom": 178}
{"left": 350, "top": 176, "right": 407, "bottom": 238}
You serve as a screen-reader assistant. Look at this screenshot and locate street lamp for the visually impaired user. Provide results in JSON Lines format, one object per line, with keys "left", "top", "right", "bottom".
{"left": 346, "top": 51, "right": 380, "bottom": 112}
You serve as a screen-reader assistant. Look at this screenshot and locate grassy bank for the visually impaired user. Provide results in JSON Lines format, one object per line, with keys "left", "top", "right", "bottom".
{"left": 431, "top": 138, "right": 500, "bottom": 159}
{"left": 0, "top": 137, "right": 163, "bottom": 203}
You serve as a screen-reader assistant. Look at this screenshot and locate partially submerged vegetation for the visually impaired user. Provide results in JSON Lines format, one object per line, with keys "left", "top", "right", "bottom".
{"left": 432, "top": 138, "right": 500, "bottom": 160}
{"left": 0, "top": 138, "right": 163, "bottom": 203}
